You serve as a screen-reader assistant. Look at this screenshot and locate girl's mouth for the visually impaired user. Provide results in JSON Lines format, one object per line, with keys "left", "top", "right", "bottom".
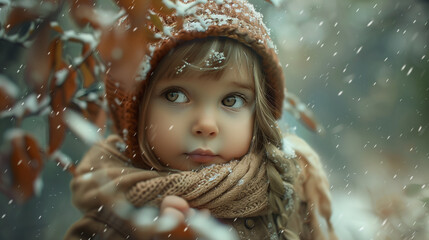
{"left": 186, "top": 149, "right": 218, "bottom": 163}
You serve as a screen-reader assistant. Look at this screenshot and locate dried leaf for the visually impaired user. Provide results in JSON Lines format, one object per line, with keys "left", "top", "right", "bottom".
{"left": 0, "top": 88, "right": 15, "bottom": 111}
{"left": 84, "top": 100, "right": 107, "bottom": 130}
{"left": 299, "top": 112, "right": 320, "bottom": 132}
{"left": 48, "top": 110, "right": 66, "bottom": 154}
{"left": 115, "top": 0, "right": 150, "bottom": 26}
{"left": 81, "top": 43, "right": 94, "bottom": 61}
{"left": 4, "top": 0, "right": 59, "bottom": 31}
{"left": 48, "top": 68, "right": 77, "bottom": 154}
{"left": 284, "top": 94, "right": 297, "bottom": 107}
{"left": 4, "top": 7, "right": 39, "bottom": 31}
{"left": 69, "top": 0, "right": 102, "bottom": 29}
{"left": 50, "top": 22, "right": 64, "bottom": 34}
{"left": 50, "top": 151, "right": 76, "bottom": 176}
{"left": 0, "top": 151, "right": 13, "bottom": 198}
{"left": 80, "top": 44, "right": 97, "bottom": 87}
{"left": 63, "top": 70, "right": 78, "bottom": 103}
{"left": 80, "top": 62, "right": 96, "bottom": 88}
{"left": 69, "top": 95, "right": 107, "bottom": 133}
{"left": 49, "top": 65, "right": 77, "bottom": 102}
{"left": 284, "top": 92, "right": 322, "bottom": 133}
{"left": 97, "top": 21, "right": 146, "bottom": 92}
{"left": 9, "top": 131, "right": 44, "bottom": 203}
{"left": 0, "top": 76, "right": 19, "bottom": 111}
{"left": 86, "top": 54, "right": 97, "bottom": 72}
{"left": 24, "top": 27, "right": 54, "bottom": 99}
{"left": 24, "top": 135, "right": 43, "bottom": 167}
{"left": 53, "top": 38, "right": 63, "bottom": 70}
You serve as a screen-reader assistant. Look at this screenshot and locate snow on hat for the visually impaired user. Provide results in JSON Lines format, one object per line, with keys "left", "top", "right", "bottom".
{"left": 105, "top": 0, "right": 285, "bottom": 168}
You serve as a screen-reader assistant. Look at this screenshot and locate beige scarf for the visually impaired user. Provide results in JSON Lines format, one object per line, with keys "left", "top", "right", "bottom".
{"left": 126, "top": 154, "right": 269, "bottom": 218}
{"left": 72, "top": 135, "right": 337, "bottom": 240}
{"left": 72, "top": 135, "right": 270, "bottom": 219}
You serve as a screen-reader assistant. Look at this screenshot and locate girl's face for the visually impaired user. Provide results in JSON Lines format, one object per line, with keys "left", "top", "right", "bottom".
{"left": 145, "top": 65, "right": 255, "bottom": 171}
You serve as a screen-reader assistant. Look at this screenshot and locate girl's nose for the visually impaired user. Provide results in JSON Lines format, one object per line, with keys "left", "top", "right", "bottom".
{"left": 192, "top": 114, "right": 219, "bottom": 137}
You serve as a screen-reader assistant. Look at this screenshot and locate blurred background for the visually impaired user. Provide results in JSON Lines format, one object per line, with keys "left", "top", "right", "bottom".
{"left": 1, "top": 0, "right": 428, "bottom": 239}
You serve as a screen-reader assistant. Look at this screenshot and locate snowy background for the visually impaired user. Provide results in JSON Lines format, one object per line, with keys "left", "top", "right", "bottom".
{"left": 1, "top": 0, "right": 428, "bottom": 239}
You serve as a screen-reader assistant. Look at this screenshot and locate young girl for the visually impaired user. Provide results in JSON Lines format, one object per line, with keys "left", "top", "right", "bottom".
{"left": 66, "top": 1, "right": 336, "bottom": 239}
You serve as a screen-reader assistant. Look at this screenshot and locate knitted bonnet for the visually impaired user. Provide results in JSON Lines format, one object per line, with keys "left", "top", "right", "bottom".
{"left": 105, "top": 0, "right": 285, "bottom": 168}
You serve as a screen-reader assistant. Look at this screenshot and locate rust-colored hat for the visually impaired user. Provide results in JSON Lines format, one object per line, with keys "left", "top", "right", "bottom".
{"left": 105, "top": 0, "right": 285, "bottom": 168}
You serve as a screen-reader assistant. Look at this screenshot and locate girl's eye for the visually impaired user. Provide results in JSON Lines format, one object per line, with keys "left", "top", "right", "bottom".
{"left": 165, "top": 90, "right": 188, "bottom": 103}
{"left": 222, "top": 95, "right": 245, "bottom": 108}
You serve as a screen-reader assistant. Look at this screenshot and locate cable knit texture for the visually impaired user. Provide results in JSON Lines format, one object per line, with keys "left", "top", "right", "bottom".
{"left": 127, "top": 153, "right": 269, "bottom": 218}
{"left": 104, "top": 0, "right": 285, "bottom": 168}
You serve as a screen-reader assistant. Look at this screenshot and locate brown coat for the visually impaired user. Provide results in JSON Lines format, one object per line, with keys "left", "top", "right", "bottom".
{"left": 64, "top": 135, "right": 335, "bottom": 240}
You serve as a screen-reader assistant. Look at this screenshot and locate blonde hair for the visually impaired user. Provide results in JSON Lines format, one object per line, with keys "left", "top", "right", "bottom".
{"left": 138, "top": 37, "right": 298, "bottom": 237}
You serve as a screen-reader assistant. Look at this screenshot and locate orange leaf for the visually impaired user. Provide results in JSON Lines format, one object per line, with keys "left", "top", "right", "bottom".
{"left": 84, "top": 101, "right": 107, "bottom": 131}
{"left": 69, "top": 95, "right": 107, "bottom": 133}
{"left": 80, "top": 62, "right": 96, "bottom": 88}
{"left": 81, "top": 43, "right": 93, "bottom": 59}
{"left": 24, "top": 135, "right": 43, "bottom": 168}
{"left": 284, "top": 91, "right": 322, "bottom": 133}
{"left": 299, "top": 111, "right": 319, "bottom": 133}
{"left": 48, "top": 108, "right": 66, "bottom": 154}
{"left": 115, "top": 0, "right": 150, "bottom": 26}
{"left": 49, "top": 145, "right": 76, "bottom": 176}
{"left": 54, "top": 39, "right": 63, "bottom": 70}
{"left": 4, "top": 0, "right": 60, "bottom": 31}
{"left": 63, "top": 70, "right": 78, "bottom": 103}
{"left": 0, "top": 85, "right": 17, "bottom": 111}
{"left": 24, "top": 27, "right": 55, "bottom": 99}
{"left": 97, "top": 21, "right": 146, "bottom": 92}
{"left": 48, "top": 68, "right": 77, "bottom": 154}
{"left": 0, "top": 89, "right": 14, "bottom": 110}
{"left": 80, "top": 44, "right": 97, "bottom": 88}
{"left": 10, "top": 132, "right": 44, "bottom": 203}
{"left": 4, "top": 7, "right": 39, "bottom": 32}
{"left": 285, "top": 95, "right": 297, "bottom": 107}
{"left": 70, "top": 0, "right": 102, "bottom": 29}
{"left": 50, "top": 22, "right": 64, "bottom": 34}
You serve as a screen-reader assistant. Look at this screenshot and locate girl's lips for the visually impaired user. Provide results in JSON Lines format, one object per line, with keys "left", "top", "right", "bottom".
{"left": 186, "top": 149, "right": 218, "bottom": 163}
{"left": 187, "top": 155, "right": 217, "bottom": 163}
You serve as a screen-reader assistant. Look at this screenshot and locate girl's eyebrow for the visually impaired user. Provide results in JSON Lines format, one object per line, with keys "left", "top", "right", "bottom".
{"left": 231, "top": 81, "right": 254, "bottom": 92}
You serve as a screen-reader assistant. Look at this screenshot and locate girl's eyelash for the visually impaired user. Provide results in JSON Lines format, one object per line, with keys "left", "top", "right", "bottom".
{"left": 161, "top": 87, "right": 184, "bottom": 96}
{"left": 229, "top": 93, "right": 248, "bottom": 102}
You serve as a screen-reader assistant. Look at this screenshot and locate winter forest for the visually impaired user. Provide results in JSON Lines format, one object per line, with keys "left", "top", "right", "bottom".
{"left": 0, "top": 0, "right": 428, "bottom": 239}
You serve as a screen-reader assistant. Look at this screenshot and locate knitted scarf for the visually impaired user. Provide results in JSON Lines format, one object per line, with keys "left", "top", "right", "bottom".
{"left": 71, "top": 135, "right": 337, "bottom": 239}
{"left": 126, "top": 153, "right": 269, "bottom": 218}
{"left": 73, "top": 135, "right": 270, "bottom": 219}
